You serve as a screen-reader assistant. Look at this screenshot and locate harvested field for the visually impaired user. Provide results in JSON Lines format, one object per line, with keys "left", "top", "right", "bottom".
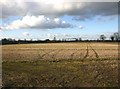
{"left": 2, "top": 42, "right": 118, "bottom": 61}
{"left": 2, "top": 42, "right": 119, "bottom": 87}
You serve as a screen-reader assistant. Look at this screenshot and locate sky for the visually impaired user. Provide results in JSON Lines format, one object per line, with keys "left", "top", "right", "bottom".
{"left": 0, "top": 0, "right": 119, "bottom": 40}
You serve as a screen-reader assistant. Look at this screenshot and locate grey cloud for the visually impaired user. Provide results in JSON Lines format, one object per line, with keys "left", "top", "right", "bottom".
{"left": 72, "top": 2, "right": 118, "bottom": 21}
{"left": 1, "top": 1, "right": 118, "bottom": 20}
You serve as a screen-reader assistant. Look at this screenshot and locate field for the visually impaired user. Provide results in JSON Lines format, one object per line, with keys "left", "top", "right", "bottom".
{"left": 2, "top": 42, "right": 119, "bottom": 87}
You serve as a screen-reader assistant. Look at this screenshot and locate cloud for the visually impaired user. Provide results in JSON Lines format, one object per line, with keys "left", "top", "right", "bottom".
{"left": 22, "top": 32, "right": 30, "bottom": 36}
{"left": 96, "top": 15, "right": 117, "bottom": 22}
{"left": 79, "top": 25, "right": 85, "bottom": 29}
{"left": 0, "top": 27, "right": 2, "bottom": 31}
{"left": 1, "top": 1, "right": 118, "bottom": 20}
{"left": 2, "top": 15, "right": 72, "bottom": 30}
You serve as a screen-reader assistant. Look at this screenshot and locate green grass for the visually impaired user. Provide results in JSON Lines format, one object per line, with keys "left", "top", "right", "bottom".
{"left": 3, "top": 58, "right": 118, "bottom": 87}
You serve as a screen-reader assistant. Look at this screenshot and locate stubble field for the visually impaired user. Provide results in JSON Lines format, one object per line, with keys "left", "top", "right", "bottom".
{"left": 2, "top": 42, "right": 119, "bottom": 87}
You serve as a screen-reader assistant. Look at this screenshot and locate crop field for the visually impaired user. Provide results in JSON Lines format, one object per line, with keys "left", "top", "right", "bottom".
{"left": 2, "top": 42, "right": 119, "bottom": 87}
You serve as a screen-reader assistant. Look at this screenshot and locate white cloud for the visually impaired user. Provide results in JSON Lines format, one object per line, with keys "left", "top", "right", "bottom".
{"left": 79, "top": 25, "right": 85, "bottom": 29}
{"left": 2, "top": 15, "right": 72, "bottom": 30}
{"left": 54, "top": 18, "right": 60, "bottom": 23}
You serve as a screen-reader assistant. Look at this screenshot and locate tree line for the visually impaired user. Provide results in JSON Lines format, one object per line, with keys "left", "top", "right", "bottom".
{"left": 1, "top": 32, "right": 119, "bottom": 45}
{"left": 100, "top": 32, "right": 120, "bottom": 41}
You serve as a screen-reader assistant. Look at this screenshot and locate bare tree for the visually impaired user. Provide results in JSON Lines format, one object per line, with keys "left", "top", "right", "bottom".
{"left": 100, "top": 34, "right": 106, "bottom": 41}
{"left": 113, "top": 32, "right": 119, "bottom": 41}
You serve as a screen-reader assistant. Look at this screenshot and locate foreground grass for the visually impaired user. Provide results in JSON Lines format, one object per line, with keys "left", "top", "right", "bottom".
{"left": 3, "top": 58, "right": 118, "bottom": 87}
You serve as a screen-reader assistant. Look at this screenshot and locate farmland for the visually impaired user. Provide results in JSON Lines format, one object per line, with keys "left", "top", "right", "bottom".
{"left": 2, "top": 42, "right": 119, "bottom": 87}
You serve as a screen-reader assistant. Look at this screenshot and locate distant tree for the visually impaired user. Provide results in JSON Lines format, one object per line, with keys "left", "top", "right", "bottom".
{"left": 113, "top": 32, "right": 119, "bottom": 41}
{"left": 53, "top": 36, "right": 56, "bottom": 41}
{"left": 97, "top": 38, "right": 99, "bottom": 41}
{"left": 100, "top": 34, "right": 106, "bottom": 41}
{"left": 75, "top": 38, "right": 78, "bottom": 41}
{"left": 79, "top": 38, "right": 82, "bottom": 41}
{"left": 2, "top": 38, "right": 7, "bottom": 41}
{"left": 62, "top": 39, "right": 65, "bottom": 42}
{"left": 110, "top": 35, "right": 114, "bottom": 41}
{"left": 8, "top": 38, "right": 12, "bottom": 41}
{"left": 24, "top": 39, "right": 26, "bottom": 41}
{"left": 13, "top": 39, "right": 15, "bottom": 41}
{"left": 45, "top": 39, "right": 50, "bottom": 42}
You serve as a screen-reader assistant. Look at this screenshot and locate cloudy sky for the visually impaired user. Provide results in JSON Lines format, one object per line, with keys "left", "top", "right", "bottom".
{"left": 0, "top": 0, "right": 118, "bottom": 40}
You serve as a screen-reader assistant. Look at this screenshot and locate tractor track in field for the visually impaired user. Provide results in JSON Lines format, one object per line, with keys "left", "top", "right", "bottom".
{"left": 83, "top": 43, "right": 99, "bottom": 59}
{"left": 89, "top": 44, "right": 99, "bottom": 58}
{"left": 70, "top": 49, "right": 79, "bottom": 59}
{"left": 84, "top": 45, "right": 89, "bottom": 59}
{"left": 38, "top": 50, "right": 55, "bottom": 59}
{"left": 37, "top": 43, "right": 99, "bottom": 60}
{"left": 50, "top": 49, "right": 63, "bottom": 59}
{"left": 39, "top": 49, "right": 62, "bottom": 59}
